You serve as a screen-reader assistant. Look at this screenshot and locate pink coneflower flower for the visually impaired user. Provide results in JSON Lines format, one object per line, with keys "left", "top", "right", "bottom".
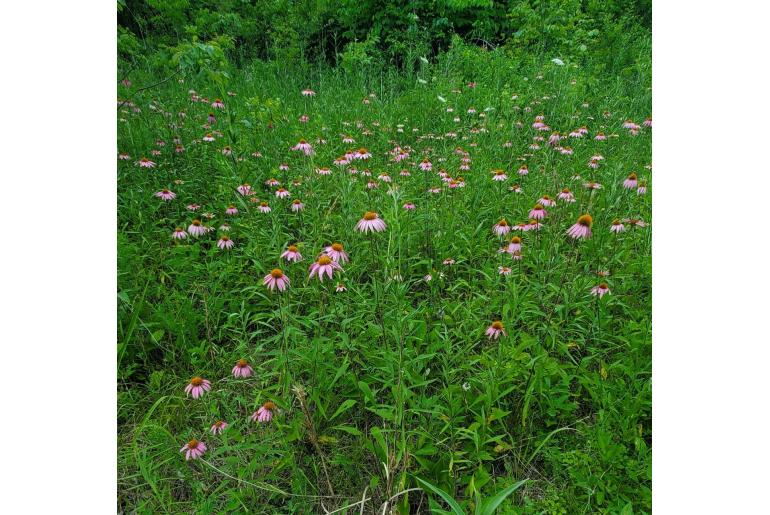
{"left": 610, "top": 219, "right": 626, "bottom": 233}
{"left": 637, "top": 182, "right": 647, "bottom": 195}
{"left": 643, "top": 117, "right": 652, "bottom": 128}
{"left": 493, "top": 218, "right": 511, "bottom": 236}
{"left": 291, "top": 199, "right": 305, "bottom": 212}
{"left": 334, "top": 156, "right": 349, "bottom": 166}
{"left": 258, "top": 201, "right": 272, "bottom": 213}
{"left": 263, "top": 268, "right": 290, "bottom": 292}
{"left": 403, "top": 202, "right": 416, "bottom": 210}
{"left": 301, "top": 89, "right": 316, "bottom": 96}
{"left": 342, "top": 135, "right": 355, "bottom": 144}
{"left": 419, "top": 158, "right": 432, "bottom": 171}
{"left": 217, "top": 235, "right": 234, "bottom": 250}
{"left": 138, "top": 157, "right": 156, "bottom": 168}
{"left": 232, "top": 359, "right": 253, "bottom": 378}
{"left": 622, "top": 119, "right": 636, "bottom": 129}
{"left": 207, "top": 113, "right": 216, "bottom": 125}
{"left": 624, "top": 218, "right": 648, "bottom": 228}
{"left": 237, "top": 184, "right": 252, "bottom": 196}
{"left": 529, "top": 204, "right": 547, "bottom": 220}
{"left": 428, "top": 187, "right": 441, "bottom": 194}
{"left": 567, "top": 214, "right": 593, "bottom": 240}
{"left": 211, "top": 98, "right": 225, "bottom": 109}
{"left": 526, "top": 219, "right": 543, "bottom": 231}
{"left": 511, "top": 250, "right": 523, "bottom": 260}
{"left": 118, "top": 153, "right": 131, "bottom": 160}
{"left": 252, "top": 401, "right": 277, "bottom": 423}
{"left": 485, "top": 320, "right": 506, "bottom": 340}
{"left": 557, "top": 188, "right": 575, "bottom": 202}
{"left": 299, "top": 114, "right": 309, "bottom": 123}
{"left": 355, "top": 211, "right": 387, "bottom": 233}
{"left": 309, "top": 254, "right": 342, "bottom": 282}
{"left": 623, "top": 173, "right": 638, "bottom": 189}
{"left": 151, "top": 149, "right": 162, "bottom": 157}
{"left": 203, "top": 133, "right": 215, "bottom": 142}
{"left": 222, "top": 146, "right": 232, "bottom": 156}
{"left": 188, "top": 220, "right": 207, "bottom": 237}
{"left": 584, "top": 181, "right": 602, "bottom": 190}
{"left": 378, "top": 173, "right": 391, "bottom": 183}
{"left": 354, "top": 147, "right": 372, "bottom": 160}
{"left": 281, "top": 245, "right": 303, "bottom": 263}
{"left": 291, "top": 139, "right": 313, "bottom": 156}
{"left": 507, "top": 236, "right": 522, "bottom": 254}
{"left": 366, "top": 180, "right": 378, "bottom": 189}
{"left": 324, "top": 243, "right": 349, "bottom": 263}
{"left": 498, "top": 266, "right": 512, "bottom": 276}
{"left": 538, "top": 195, "right": 556, "bottom": 207}
{"left": 335, "top": 283, "right": 347, "bottom": 293}
{"left": 275, "top": 188, "right": 290, "bottom": 199}
{"left": 155, "top": 189, "right": 176, "bottom": 201}
{"left": 316, "top": 167, "right": 332, "bottom": 176}
{"left": 594, "top": 132, "right": 607, "bottom": 141}
{"left": 591, "top": 283, "right": 611, "bottom": 298}
{"left": 184, "top": 377, "right": 211, "bottom": 399}
{"left": 219, "top": 223, "right": 230, "bottom": 232}
{"left": 443, "top": 258, "right": 455, "bottom": 266}
{"left": 510, "top": 184, "right": 522, "bottom": 193}
{"left": 518, "top": 165, "right": 529, "bottom": 176}
{"left": 210, "top": 421, "right": 228, "bottom": 435}
{"left": 171, "top": 227, "right": 188, "bottom": 240}
{"left": 547, "top": 132, "right": 561, "bottom": 146}
{"left": 175, "top": 144, "right": 185, "bottom": 153}
{"left": 492, "top": 169, "right": 508, "bottom": 181}
{"left": 225, "top": 205, "right": 238, "bottom": 216}
{"left": 180, "top": 439, "right": 207, "bottom": 460}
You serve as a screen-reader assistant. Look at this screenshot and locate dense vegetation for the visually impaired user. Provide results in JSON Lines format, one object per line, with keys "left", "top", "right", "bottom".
{"left": 118, "top": 2, "right": 651, "bottom": 513}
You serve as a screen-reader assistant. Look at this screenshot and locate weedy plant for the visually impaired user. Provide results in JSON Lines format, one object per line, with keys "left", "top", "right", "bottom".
{"left": 118, "top": 44, "right": 651, "bottom": 513}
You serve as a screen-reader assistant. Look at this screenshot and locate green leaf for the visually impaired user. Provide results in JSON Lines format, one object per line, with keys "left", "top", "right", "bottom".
{"left": 414, "top": 476, "right": 465, "bottom": 515}
{"left": 329, "top": 399, "right": 357, "bottom": 421}
{"left": 477, "top": 479, "right": 527, "bottom": 515}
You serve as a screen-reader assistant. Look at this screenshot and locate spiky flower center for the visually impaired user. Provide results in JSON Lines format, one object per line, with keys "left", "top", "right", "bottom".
{"left": 628, "top": 173, "right": 637, "bottom": 180}
{"left": 578, "top": 214, "right": 593, "bottom": 227}
{"left": 270, "top": 269, "right": 284, "bottom": 278}
{"left": 298, "top": 139, "right": 307, "bottom": 144}
{"left": 318, "top": 255, "right": 332, "bottom": 266}
{"left": 541, "top": 195, "right": 551, "bottom": 200}
{"left": 220, "top": 235, "right": 230, "bottom": 241}
{"left": 363, "top": 211, "right": 377, "bottom": 220}
{"left": 263, "top": 401, "right": 276, "bottom": 411}
{"left": 237, "top": 359, "right": 248, "bottom": 367}
{"left": 192, "top": 220, "right": 201, "bottom": 226}
{"left": 599, "top": 283, "right": 608, "bottom": 289}
{"left": 288, "top": 245, "right": 298, "bottom": 252}
{"left": 533, "top": 204, "right": 544, "bottom": 210}
{"left": 494, "top": 170, "right": 505, "bottom": 175}
{"left": 357, "top": 148, "right": 368, "bottom": 153}
{"left": 228, "top": 204, "right": 235, "bottom": 209}
{"left": 612, "top": 219, "right": 621, "bottom": 225}
{"left": 260, "top": 202, "right": 268, "bottom": 207}
{"left": 292, "top": 199, "right": 301, "bottom": 205}
{"left": 187, "top": 439, "right": 199, "bottom": 449}
{"left": 277, "top": 188, "right": 286, "bottom": 192}
{"left": 175, "top": 227, "right": 182, "bottom": 232}
{"left": 491, "top": 321, "right": 504, "bottom": 330}
{"left": 497, "top": 219, "right": 508, "bottom": 226}
{"left": 191, "top": 377, "right": 203, "bottom": 386}
{"left": 332, "top": 243, "right": 343, "bottom": 251}
{"left": 510, "top": 236, "right": 521, "bottom": 244}
{"left": 562, "top": 188, "right": 570, "bottom": 193}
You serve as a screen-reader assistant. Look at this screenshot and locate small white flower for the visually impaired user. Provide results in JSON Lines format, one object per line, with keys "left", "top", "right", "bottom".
{"left": 462, "top": 382, "right": 471, "bottom": 391}
{"left": 551, "top": 58, "right": 565, "bottom": 66}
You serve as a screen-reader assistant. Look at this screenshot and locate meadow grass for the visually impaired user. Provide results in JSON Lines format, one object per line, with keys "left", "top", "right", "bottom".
{"left": 118, "top": 56, "right": 651, "bottom": 513}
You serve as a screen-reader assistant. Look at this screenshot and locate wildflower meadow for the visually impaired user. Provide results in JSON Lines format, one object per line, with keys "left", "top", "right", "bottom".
{"left": 117, "top": 4, "right": 651, "bottom": 513}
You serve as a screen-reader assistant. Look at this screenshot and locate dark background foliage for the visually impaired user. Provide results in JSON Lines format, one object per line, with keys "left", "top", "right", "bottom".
{"left": 118, "top": 0, "right": 651, "bottom": 74}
